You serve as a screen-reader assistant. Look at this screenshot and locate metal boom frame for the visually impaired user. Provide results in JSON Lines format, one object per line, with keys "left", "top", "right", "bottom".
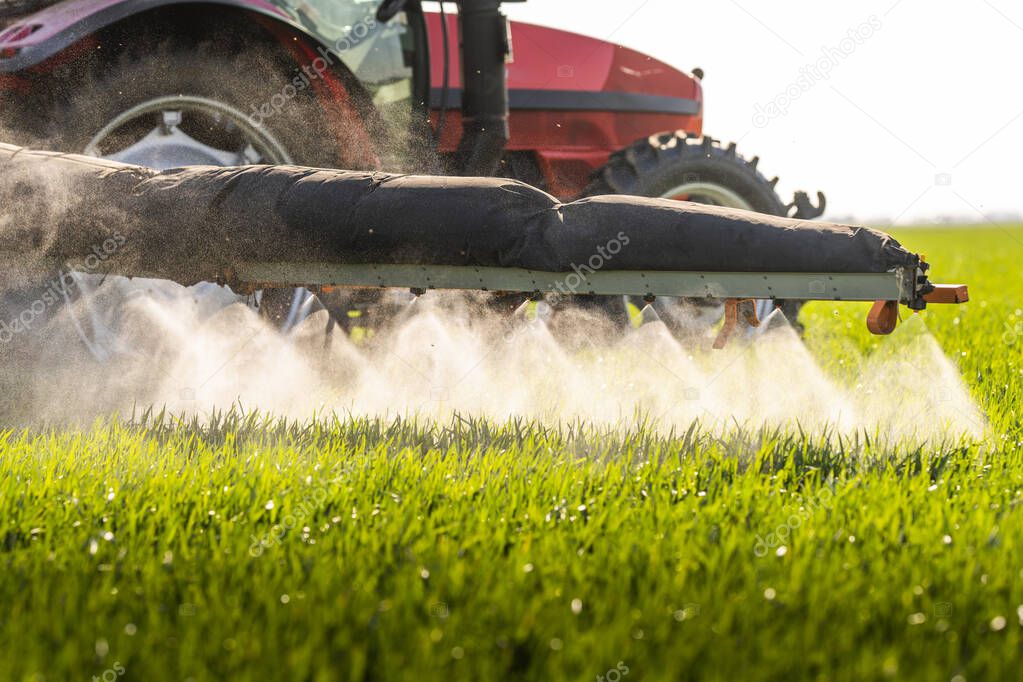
{"left": 229, "top": 262, "right": 920, "bottom": 304}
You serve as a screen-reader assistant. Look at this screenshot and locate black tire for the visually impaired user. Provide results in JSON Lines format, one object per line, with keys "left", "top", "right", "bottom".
{"left": 584, "top": 131, "right": 803, "bottom": 329}
{"left": 43, "top": 35, "right": 351, "bottom": 169}
{"left": 584, "top": 131, "right": 787, "bottom": 215}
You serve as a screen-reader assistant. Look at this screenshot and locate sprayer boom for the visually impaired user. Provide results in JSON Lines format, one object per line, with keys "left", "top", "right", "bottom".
{"left": 0, "top": 143, "right": 967, "bottom": 343}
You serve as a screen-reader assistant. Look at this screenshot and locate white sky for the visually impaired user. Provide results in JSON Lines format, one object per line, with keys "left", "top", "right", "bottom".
{"left": 501, "top": 0, "right": 1023, "bottom": 224}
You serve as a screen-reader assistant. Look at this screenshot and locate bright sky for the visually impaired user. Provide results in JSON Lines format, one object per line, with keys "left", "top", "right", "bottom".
{"left": 501, "top": 0, "right": 1023, "bottom": 225}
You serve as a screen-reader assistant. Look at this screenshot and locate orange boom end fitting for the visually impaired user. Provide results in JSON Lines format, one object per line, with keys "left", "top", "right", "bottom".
{"left": 866, "top": 284, "right": 969, "bottom": 336}
{"left": 923, "top": 284, "right": 970, "bottom": 304}
{"left": 866, "top": 300, "right": 899, "bottom": 335}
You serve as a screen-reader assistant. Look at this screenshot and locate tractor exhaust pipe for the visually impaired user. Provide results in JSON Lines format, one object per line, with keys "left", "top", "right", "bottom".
{"left": 457, "top": 0, "right": 510, "bottom": 176}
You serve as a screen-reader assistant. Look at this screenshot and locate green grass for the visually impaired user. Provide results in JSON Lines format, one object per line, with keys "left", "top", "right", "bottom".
{"left": 1, "top": 226, "right": 1021, "bottom": 682}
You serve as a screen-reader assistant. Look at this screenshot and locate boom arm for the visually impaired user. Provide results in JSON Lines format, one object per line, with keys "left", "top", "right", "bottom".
{"left": 0, "top": 143, "right": 967, "bottom": 344}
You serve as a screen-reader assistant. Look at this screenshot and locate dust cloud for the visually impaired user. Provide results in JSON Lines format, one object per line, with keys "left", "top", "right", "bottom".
{"left": 0, "top": 277, "right": 986, "bottom": 445}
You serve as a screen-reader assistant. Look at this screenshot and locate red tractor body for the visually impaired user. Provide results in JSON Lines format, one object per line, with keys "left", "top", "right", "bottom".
{"left": 0, "top": 0, "right": 705, "bottom": 198}
{"left": 425, "top": 13, "right": 704, "bottom": 195}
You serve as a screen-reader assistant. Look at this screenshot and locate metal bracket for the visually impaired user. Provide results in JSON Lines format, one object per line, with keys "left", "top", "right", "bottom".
{"left": 866, "top": 300, "right": 899, "bottom": 335}
{"left": 713, "top": 299, "right": 761, "bottom": 349}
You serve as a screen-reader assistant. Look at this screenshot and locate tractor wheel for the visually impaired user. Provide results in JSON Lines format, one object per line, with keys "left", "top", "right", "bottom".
{"left": 4, "top": 34, "right": 360, "bottom": 361}
{"left": 584, "top": 132, "right": 802, "bottom": 331}
{"left": 584, "top": 132, "right": 787, "bottom": 214}
{"left": 46, "top": 37, "right": 348, "bottom": 170}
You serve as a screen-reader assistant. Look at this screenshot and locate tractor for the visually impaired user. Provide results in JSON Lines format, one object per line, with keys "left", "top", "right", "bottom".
{"left": 0, "top": 0, "right": 825, "bottom": 351}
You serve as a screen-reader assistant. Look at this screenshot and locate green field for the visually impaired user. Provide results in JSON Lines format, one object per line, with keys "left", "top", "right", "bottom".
{"left": 1, "top": 226, "right": 1020, "bottom": 681}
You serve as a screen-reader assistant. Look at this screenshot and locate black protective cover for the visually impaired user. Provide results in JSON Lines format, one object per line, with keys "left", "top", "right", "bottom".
{"left": 0, "top": 143, "right": 919, "bottom": 286}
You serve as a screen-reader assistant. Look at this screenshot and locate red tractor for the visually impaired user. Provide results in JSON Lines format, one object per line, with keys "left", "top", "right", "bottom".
{"left": 0, "top": 0, "right": 824, "bottom": 338}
